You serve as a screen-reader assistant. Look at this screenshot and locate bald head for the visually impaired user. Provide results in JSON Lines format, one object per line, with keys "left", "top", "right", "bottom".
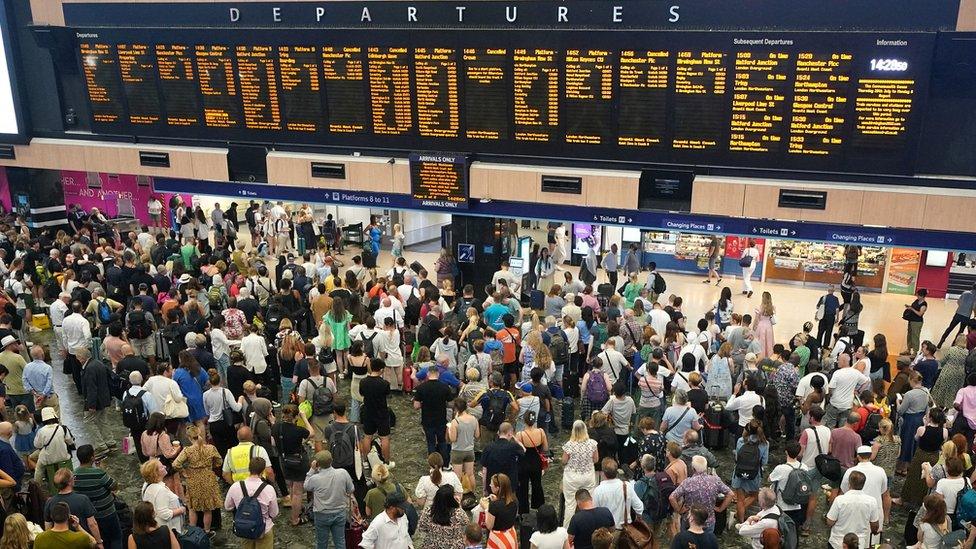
{"left": 382, "top": 297, "right": 391, "bottom": 308}
{"left": 0, "top": 422, "right": 11, "bottom": 438}
{"left": 237, "top": 426, "right": 253, "bottom": 442}
{"left": 30, "top": 346, "right": 45, "bottom": 360}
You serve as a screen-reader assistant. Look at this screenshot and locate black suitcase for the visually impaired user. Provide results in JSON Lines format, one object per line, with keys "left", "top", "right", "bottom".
{"left": 702, "top": 403, "right": 728, "bottom": 450}
{"left": 597, "top": 283, "right": 614, "bottom": 298}
{"left": 519, "top": 511, "right": 536, "bottom": 549}
{"left": 561, "top": 397, "right": 576, "bottom": 429}
{"left": 530, "top": 290, "right": 544, "bottom": 310}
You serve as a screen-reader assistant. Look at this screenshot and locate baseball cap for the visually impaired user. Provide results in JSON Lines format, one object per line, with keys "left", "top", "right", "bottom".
{"left": 856, "top": 445, "right": 873, "bottom": 455}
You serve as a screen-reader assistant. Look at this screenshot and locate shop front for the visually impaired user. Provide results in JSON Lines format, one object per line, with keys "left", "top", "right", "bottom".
{"left": 763, "top": 240, "right": 887, "bottom": 291}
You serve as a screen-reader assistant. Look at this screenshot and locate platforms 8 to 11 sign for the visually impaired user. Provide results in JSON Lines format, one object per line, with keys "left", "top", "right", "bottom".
{"left": 409, "top": 152, "right": 470, "bottom": 209}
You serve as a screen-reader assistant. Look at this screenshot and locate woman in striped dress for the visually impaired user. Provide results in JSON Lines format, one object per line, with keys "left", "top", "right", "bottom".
{"left": 484, "top": 473, "right": 519, "bottom": 549}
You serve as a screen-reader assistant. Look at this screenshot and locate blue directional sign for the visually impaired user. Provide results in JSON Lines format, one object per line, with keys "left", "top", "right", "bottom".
{"left": 457, "top": 243, "right": 475, "bottom": 263}
{"left": 152, "top": 177, "right": 976, "bottom": 253}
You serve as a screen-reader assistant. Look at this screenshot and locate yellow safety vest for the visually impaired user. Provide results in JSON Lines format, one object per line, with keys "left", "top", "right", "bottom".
{"left": 228, "top": 443, "right": 257, "bottom": 482}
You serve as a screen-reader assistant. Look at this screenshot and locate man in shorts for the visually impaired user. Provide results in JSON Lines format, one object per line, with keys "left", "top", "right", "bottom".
{"left": 359, "top": 358, "right": 392, "bottom": 464}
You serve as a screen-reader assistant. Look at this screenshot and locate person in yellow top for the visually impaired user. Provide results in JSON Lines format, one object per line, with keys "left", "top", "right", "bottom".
{"left": 222, "top": 426, "right": 274, "bottom": 483}
{"left": 0, "top": 336, "right": 28, "bottom": 412}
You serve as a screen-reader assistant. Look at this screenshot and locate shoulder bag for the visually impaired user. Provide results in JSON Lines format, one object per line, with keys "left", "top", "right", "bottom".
{"left": 618, "top": 482, "right": 653, "bottom": 549}
{"left": 811, "top": 427, "right": 842, "bottom": 482}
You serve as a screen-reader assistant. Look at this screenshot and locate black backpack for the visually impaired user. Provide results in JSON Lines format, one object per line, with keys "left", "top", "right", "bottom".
{"left": 549, "top": 332, "right": 569, "bottom": 365}
{"left": 127, "top": 311, "right": 152, "bottom": 340}
{"left": 405, "top": 291, "right": 421, "bottom": 326}
{"left": 860, "top": 409, "right": 883, "bottom": 444}
{"left": 480, "top": 389, "right": 509, "bottom": 430}
{"left": 734, "top": 440, "right": 762, "bottom": 481}
{"left": 362, "top": 333, "right": 378, "bottom": 359}
{"left": 652, "top": 273, "right": 666, "bottom": 295}
{"left": 121, "top": 390, "right": 149, "bottom": 430}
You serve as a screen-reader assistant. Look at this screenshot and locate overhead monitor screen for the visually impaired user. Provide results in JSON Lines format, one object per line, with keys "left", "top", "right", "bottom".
{"left": 0, "top": 0, "right": 25, "bottom": 141}
{"left": 74, "top": 29, "right": 934, "bottom": 174}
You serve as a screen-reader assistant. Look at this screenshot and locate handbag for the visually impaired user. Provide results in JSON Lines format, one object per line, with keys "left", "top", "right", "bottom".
{"left": 275, "top": 424, "right": 307, "bottom": 470}
{"left": 221, "top": 389, "right": 236, "bottom": 429}
{"left": 810, "top": 427, "right": 842, "bottom": 482}
{"left": 344, "top": 519, "right": 365, "bottom": 549}
{"left": 739, "top": 254, "right": 754, "bottom": 268}
{"left": 162, "top": 394, "right": 189, "bottom": 419}
{"left": 618, "top": 482, "right": 653, "bottom": 549}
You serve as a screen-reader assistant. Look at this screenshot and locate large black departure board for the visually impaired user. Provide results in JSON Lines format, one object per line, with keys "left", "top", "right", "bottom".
{"left": 75, "top": 29, "right": 935, "bottom": 174}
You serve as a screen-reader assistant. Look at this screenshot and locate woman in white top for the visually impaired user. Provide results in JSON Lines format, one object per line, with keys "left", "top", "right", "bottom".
{"left": 529, "top": 504, "right": 569, "bottom": 549}
{"left": 140, "top": 458, "right": 185, "bottom": 534}
{"left": 430, "top": 329, "right": 460, "bottom": 374}
{"left": 934, "top": 457, "right": 967, "bottom": 516}
{"left": 201, "top": 371, "right": 242, "bottom": 457}
{"left": 413, "top": 452, "right": 463, "bottom": 509}
{"left": 535, "top": 248, "right": 556, "bottom": 294}
{"left": 560, "top": 420, "right": 599, "bottom": 528}
{"left": 391, "top": 223, "right": 405, "bottom": 259}
{"left": 916, "top": 493, "right": 951, "bottom": 549}
{"left": 740, "top": 239, "right": 760, "bottom": 297}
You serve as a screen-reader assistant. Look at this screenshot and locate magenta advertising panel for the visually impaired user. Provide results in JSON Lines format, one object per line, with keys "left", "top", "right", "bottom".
{"left": 60, "top": 170, "right": 190, "bottom": 227}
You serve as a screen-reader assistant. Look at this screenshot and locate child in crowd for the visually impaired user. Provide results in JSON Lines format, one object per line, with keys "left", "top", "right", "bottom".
{"left": 13, "top": 404, "right": 35, "bottom": 463}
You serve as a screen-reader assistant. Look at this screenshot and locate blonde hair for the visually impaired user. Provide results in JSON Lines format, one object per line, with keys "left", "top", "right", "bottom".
{"left": 371, "top": 463, "right": 390, "bottom": 484}
{"left": 941, "top": 440, "right": 959, "bottom": 462}
{"left": 878, "top": 418, "right": 896, "bottom": 443}
{"left": 524, "top": 331, "right": 545, "bottom": 359}
{"left": 0, "top": 514, "right": 29, "bottom": 549}
{"left": 140, "top": 459, "right": 163, "bottom": 484}
{"left": 760, "top": 292, "right": 775, "bottom": 317}
{"left": 242, "top": 380, "right": 256, "bottom": 394}
{"left": 570, "top": 420, "right": 589, "bottom": 442}
{"left": 589, "top": 411, "right": 608, "bottom": 430}
{"left": 534, "top": 346, "right": 553, "bottom": 368}
{"left": 187, "top": 424, "right": 205, "bottom": 446}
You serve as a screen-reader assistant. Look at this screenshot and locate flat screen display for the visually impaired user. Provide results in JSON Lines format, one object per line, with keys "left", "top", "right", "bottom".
{"left": 925, "top": 250, "right": 949, "bottom": 267}
{"left": 409, "top": 152, "right": 469, "bottom": 209}
{"left": 0, "top": 0, "right": 26, "bottom": 141}
{"left": 74, "top": 28, "right": 935, "bottom": 174}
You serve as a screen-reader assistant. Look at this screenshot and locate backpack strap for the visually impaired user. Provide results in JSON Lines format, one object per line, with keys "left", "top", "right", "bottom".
{"left": 663, "top": 407, "right": 691, "bottom": 437}
{"left": 810, "top": 427, "right": 824, "bottom": 455}
{"left": 239, "top": 480, "right": 249, "bottom": 498}
{"left": 42, "top": 425, "right": 62, "bottom": 449}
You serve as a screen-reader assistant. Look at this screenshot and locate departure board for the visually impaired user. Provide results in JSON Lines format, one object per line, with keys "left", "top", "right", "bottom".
{"left": 367, "top": 46, "right": 412, "bottom": 136}
{"left": 117, "top": 43, "right": 161, "bottom": 125}
{"left": 195, "top": 44, "right": 240, "bottom": 128}
{"left": 80, "top": 41, "right": 125, "bottom": 124}
{"left": 409, "top": 152, "right": 469, "bottom": 209}
{"left": 322, "top": 46, "right": 367, "bottom": 134}
{"left": 75, "top": 29, "right": 936, "bottom": 175}
{"left": 463, "top": 48, "right": 508, "bottom": 140}
{"left": 278, "top": 46, "right": 321, "bottom": 132}
{"left": 155, "top": 43, "right": 200, "bottom": 126}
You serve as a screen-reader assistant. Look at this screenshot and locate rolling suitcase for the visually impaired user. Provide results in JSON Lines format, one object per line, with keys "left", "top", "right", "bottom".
{"left": 530, "top": 290, "right": 544, "bottom": 310}
{"left": 90, "top": 336, "right": 103, "bottom": 363}
{"left": 560, "top": 397, "right": 575, "bottom": 429}
{"left": 402, "top": 364, "right": 415, "bottom": 393}
{"left": 702, "top": 402, "right": 728, "bottom": 450}
{"left": 597, "top": 283, "right": 614, "bottom": 298}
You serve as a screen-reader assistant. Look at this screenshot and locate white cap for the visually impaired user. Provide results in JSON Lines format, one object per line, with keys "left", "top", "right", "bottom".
{"left": 856, "top": 445, "right": 873, "bottom": 455}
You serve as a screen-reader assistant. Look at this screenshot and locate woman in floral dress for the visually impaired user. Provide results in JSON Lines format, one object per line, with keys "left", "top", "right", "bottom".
{"left": 172, "top": 424, "right": 222, "bottom": 536}
{"left": 931, "top": 333, "right": 969, "bottom": 408}
{"left": 417, "top": 485, "right": 470, "bottom": 549}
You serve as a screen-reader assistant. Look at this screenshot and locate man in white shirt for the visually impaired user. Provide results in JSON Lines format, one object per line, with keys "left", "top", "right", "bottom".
{"left": 360, "top": 491, "right": 413, "bottom": 549}
{"left": 397, "top": 277, "right": 420, "bottom": 304}
{"left": 561, "top": 294, "right": 582, "bottom": 323}
{"left": 595, "top": 339, "right": 629, "bottom": 385}
{"left": 725, "top": 376, "right": 765, "bottom": 429}
{"left": 240, "top": 325, "right": 269, "bottom": 375}
{"left": 377, "top": 318, "right": 403, "bottom": 390}
{"left": 124, "top": 371, "right": 158, "bottom": 462}
{"left": 768, "top": 441, "right": 811, "bottom": 530}
{"left": 648, "top": 302, "right": 671, "bottom": 337}
{"left": 48, "top": 292, "right": 71, "bottom": 371}
{"left": 591, "top": 458, "right": 643, "bottom": 529}
{"left": 795, "top": 361, "right": 829, "bottom": 402}
{"left": 271, "top": 201, "right": 286, "bottom": 221}
{"left": 825, "top": 354, "right": 870, "bottom": 428}
{"left": 735, "top": 488, "right": 782, "bottom": 549}
{"left": 840, "top": 445, "right": 890, "bottom": 526}
{"left": 61, "top": 301, "right": 91, "bottom": 393}
{"left": 136, "top": 226, "right": 154, "bottom": 252}
{"left": 373, "top": 298, "right": 403, "bottom": 329}
{"left": 826, "top": 471, "right": 880, "bottom": 549}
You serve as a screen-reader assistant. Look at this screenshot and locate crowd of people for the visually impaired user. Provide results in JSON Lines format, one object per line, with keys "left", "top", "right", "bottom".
{"left": 0, "top": 200, "right": 969, "bottom": 549}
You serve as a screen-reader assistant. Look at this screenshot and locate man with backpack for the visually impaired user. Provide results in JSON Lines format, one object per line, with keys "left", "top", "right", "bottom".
{"left": 297, "top": 360, "right": 337, "bottom": 452}
{"left": 322, "top": 399, "right": 364, "bottom": 492}
{"left": 470, "top": 372, "right": 519, "bottom": 444}
{"left": 121, "top": 371, "right": 156, "bottom": 462}
{"left": 224, "top": 457, "right": 279, "bottom": 549}
{"left": 768, "top": 441, "right": 812, "bottom": 533}
{"left": 125, "top": 299, "right": 156, "bottom": 361}
{"left": 645, "top": 262, "right": 666, "bottom": 302}
{"left": 669, "top": 455, "right": 733, "bottom": 534}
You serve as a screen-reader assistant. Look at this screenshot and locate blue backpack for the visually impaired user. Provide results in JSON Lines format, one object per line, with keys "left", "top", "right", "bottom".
{"left": 233, "top": 481, "right": 270, "bottom": 540}
{"left": 178, "top": 525, "right": 211, "bottom": 549}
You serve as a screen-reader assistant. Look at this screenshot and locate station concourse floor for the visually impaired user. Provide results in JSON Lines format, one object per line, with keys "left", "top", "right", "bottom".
{"left": 399, "top": 245, "right": 960, "bottom": 355}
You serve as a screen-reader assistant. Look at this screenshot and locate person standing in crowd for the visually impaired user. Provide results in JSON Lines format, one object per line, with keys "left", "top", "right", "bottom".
{"left": 939, "top": 282, "right": 976, "bottom": 348}
{"left": 78, "top": 346, "right": 114, "bottom": 458}
{"left": 703, "top": 236, "right": 723, "bottom": 286}
{"left": 669, "top": 455, "right": 733, "bottom": 534}
{"left": 71, "top": 445, "right": 121, "bottom": 549}
{"left": 826, "top": 471, "right": 880, "bottom": 549}
{"left": 172, "top": 424, "right": 222, "bottom": 535}
{"left": 36, "top": 501, "right": 99, "bottom": 549}
{"left": 360, "top": 491, "right": 414, "bottom": 549}
{"left": 739, "top": 239, "right": 759, "bottom": 298}
{"left": 752, "top": 291, "right": 776, "bottom": 358}
{"left": 304, "top": 449, "right": 356, "bottom": 549}
{"left": 905, "top": 288, "right": 929, "bottom": 354}
{"left": 733, "top": 488, "right": 780, "bottom": 549}
{"left": 224, "top": 457, "right": 279, "bottom": 549}
{"left": 360, "top": 358, "right": 393, "bottom": 464}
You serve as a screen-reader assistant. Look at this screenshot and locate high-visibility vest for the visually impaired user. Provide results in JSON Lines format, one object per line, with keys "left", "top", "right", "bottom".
{"left": 228, "top": 443, "right": 257, "bottom": 482}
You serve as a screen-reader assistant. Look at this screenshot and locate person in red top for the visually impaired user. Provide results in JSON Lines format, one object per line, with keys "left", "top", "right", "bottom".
{"left": 853, "top": 389, "right": 881, "bottom": 433}
{"left": 498, "top": 314, "right": 521, "bottom": 391}
{"left": 967, "top": 323, "right": 976, "bottom": 351}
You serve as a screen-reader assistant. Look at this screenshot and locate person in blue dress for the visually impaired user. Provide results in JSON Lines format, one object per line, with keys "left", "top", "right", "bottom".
{"left": 731, "top": 419, "right": 769, "bottom": 523}
{"left": 173, "top": 350, "right": 210, "bottom": 428}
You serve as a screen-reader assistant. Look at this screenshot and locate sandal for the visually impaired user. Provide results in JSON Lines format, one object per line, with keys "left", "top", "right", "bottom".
{"left": 291, "top": 516, "right": 310, "bottom": 527}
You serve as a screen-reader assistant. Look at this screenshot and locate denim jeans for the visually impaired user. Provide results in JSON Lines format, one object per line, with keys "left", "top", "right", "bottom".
{"left": 349, "top": 398, "right": 362, "bottom": 423}
{"left": 96, "top": 513, "right": 122, "bottom": 549}
{"left": 314, "top": 510, "right": 347, "bottom": 549}
{"left": 423, "top": 423, "right": 450, "bottom": 464}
